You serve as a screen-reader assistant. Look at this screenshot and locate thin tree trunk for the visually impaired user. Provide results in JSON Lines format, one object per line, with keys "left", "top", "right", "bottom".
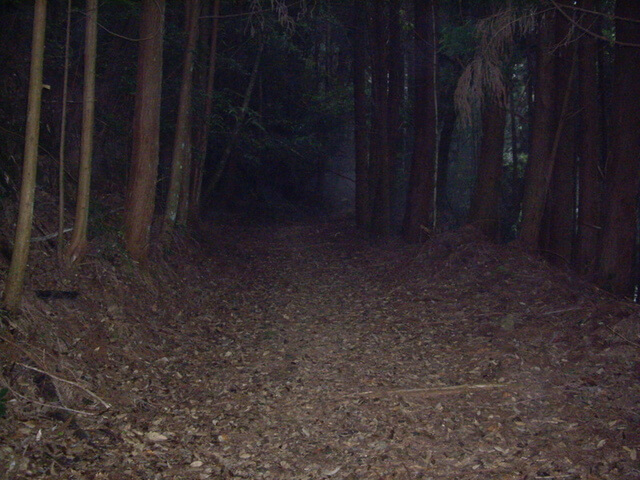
{"left": 403, "top": 0, "right": 438, "bottom": 242}
{"left": 57, "top": 0, "right": 72, "bottom": 264}
{"left": 468, "top": 96, "right": 507, "bottom": 241}
{"left": 177, "top": 112, "right": 192, "bottom": 226}
{"left": 67, "top": 0, "right": 98, "bottom": 264}
{"left": 368, "top": 0, "right": 391, "bottom": 237}
{"left": 2, "top": 0, "right": 47, "bottom": 312}
{"left": 203, "top": 38, "right": 264, "bottom": 201}
{"left": 352, "top": 0, "right": 369, "bottom": 229}
{"left": 436, "top": 85, "right": 456, "bottom": 213}
{"left": 574, "top": 0, "right": 603, "bottom": 276}
{"left": 190, "top": 0, "right": 220, "bottom": 226}
{"left": 124, "top": 0, "right": 165, "bottom": 263}
{"left": 163, "top": 0, "right": 200, "bottom": 237}
{"left": 597, "top": 0, "right": 640, "bottom": 295}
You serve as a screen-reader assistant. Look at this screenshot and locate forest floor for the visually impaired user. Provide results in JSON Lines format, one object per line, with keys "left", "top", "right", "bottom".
{"left": 1, "top": 211, "right": 640, "bottom": 480}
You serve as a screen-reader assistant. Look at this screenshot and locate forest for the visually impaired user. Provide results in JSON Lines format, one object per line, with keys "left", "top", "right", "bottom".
{"left": 0, "top": 1, "right": 639, "bottom": 479}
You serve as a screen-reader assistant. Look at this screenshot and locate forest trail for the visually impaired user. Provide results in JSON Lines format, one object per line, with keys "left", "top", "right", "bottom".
{"left": 1, "top": 220, "right": 639, "bottom": 479}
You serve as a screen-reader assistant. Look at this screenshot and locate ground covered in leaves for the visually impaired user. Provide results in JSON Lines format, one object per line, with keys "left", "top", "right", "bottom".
{"left": 1, "top": 218, "right": 639, "bottom": 479}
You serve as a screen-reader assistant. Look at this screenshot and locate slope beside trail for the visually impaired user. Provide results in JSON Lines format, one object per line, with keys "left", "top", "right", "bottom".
{"left": 1, "top": 220, "right": 639, "bottom": 480}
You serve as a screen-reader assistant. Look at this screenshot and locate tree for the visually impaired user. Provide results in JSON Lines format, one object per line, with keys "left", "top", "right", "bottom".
{"left": 351, "top": 0, "right": 370, "bottom": 229}
{"left": 539, "top": 0, "right": 578, "bottom": 265}
{"left": 57, "top": 0, "right": 72, "bottom": 263}
{"left": 2, "top": 0, "right": 47, "bottom": 312}
{"left": 518, "top": 11, "right": 557, "bottom": 249}
{"left": 574, "top": 0, "right": 603, "bottom": 276}
{"left": 67, "top": 0, "right": 98, "bottom": 264}
{"left": 163, "top": 0, "right": 200, "bottom": 237}
{"left": 403, "top": 0, "right": 438, "bottom": 242}
{"left": 597, "top": 0, "right": 640, "bottom": 295}
{"left": 124, "top": 0, "right": 165, "bottom": 263}
{"left": 367, "top": 0, "right": 392, "bottom": 237}
{"left": 468, "top": 95, "right": 507, "bottom": 240}
{"left": 190, "top": 0, "right": 221, "bottom": 226}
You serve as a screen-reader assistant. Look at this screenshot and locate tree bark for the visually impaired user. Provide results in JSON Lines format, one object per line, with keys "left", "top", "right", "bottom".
{"left": 163, "top": 0, "right": 200, "bottom": 237}
{"left": 597, "top": 0, "right": 640, "bottom": 295}
{"left": 540, "top": 3, "right": 578, "bottom": 265}
{"left": 468, "top": 96, "right": 507, "bottom": 241}
{"left": 190, "top": 0, "right": 220, "bottom": 226}
{"left": 57, "top": 0, "right": 72, "bottom": 263}
{"left": 124, "top": 0, "right": 165, "bottom": 263}
{"left": 67, "top": 0, "right": 98, "bottom": 264}
{"left": 518, "top": 13, "right": 556, "bottom": 248}
{"left": 2, "top": 0, "right": 47, "bottom": 312}
{"left": 403, "top": 0, "right": 438, "bottom": 242}
{"left": 367, "top": 0, "right": 391, "bottom": 237}
{"left": 574, "top": 0, "right": 603, "bottom": 276}
{"left": 352, "top": 0, "right": 369, "bottom": 229}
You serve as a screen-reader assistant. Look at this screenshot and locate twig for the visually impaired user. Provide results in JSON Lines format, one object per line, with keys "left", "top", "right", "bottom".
{"left": 603, "top": 324, "right": 640, "bottom": 348}
{"left": 3, "top": 384, "right": 97, "bottom": 416}
{"left": 346, "top": 383, "right": 510, "bottom": 398}
{"left": 31, "top": 228, "right": 73, "bottom": 243}
{"left": 17, "top": 363, "right": 111, "bottom": 410}
{"left": 542, "top": 306, "right": 582, "bottom": 316}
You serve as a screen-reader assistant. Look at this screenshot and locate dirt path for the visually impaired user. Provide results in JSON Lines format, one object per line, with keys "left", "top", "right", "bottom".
{"left": 1, "top": 221, "right": 639, "bottom": 479}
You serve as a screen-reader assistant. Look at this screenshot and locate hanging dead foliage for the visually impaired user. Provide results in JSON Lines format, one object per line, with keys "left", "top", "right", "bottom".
{"left": 455, "top": 6, "right": 537, "bottom": 126}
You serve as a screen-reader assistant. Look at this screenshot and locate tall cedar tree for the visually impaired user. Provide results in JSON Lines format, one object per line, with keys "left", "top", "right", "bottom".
{"left": 67, "top": 0, "right": 98, "bottom": 264}
{"left": 403, "top": 0, "right": 438, "bottom": 242}
{"left": 351, "top": 0, "right": 370, "bottom": 229}
{"left": 368, "top": 0, "right": 392, "bottom": 237}
{"left": 163, "top": 0, "right": 200, "bottom": 236}
{"left": 518, "top": 11, "right": 556, "bottom": 248}
{"left": 468, "top": 95, "right": 507, "bottom": 240}
{"left": 574, "top": 0, "right": 603, "bottom": 276}
{"left": 539, "top": 0, "right": 578, "bottom": 265}
{"left": 598, "top": 0, "right": 640, "bottom": 295}
{"left": 2, "top": 0, "right": 47, "bottom": 311}
{"left": 124, "top": 0, "right": 165, "bottom": 263}
{"left": 190, "top": 0, "right": 220, "bottom": 226}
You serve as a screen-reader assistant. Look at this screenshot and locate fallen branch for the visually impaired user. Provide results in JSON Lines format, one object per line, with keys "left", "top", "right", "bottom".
{"left": 347, "top": 382, "right": 510, "bottom": 398}
{"left": 3, "top": 383, "right": 97, "bottom": 416}
{"left": 17, "top": 362, "right": 111, "bottom": 410}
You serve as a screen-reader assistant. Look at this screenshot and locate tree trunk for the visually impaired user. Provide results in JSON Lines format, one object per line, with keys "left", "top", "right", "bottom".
{"left": 518, "top": 13, "right": 556, "bottom": 248}
{"left": 2, "top": 0, "right": 47, "bottom": 312}
{"left": 574, "top": 0, "right": 603, "bottom": 276}
{"left": 436, "top": 92, "right": 456, "bottom": 214}
{"left": 352, "top": 0, "right": 369, "bottom": 229}
{"left": 540, "top": 4, "right": 578, "bottom": 265}
{"left": 203, "top": 39, "right": 264, "bottom": 201}
{"left": 403, "top": 0, "right": 438, "bottom": 242}
{"left": 124, "top": 0, "right": 165, "bottom": 263}
{"left": 67, "top": 0, "right": 98, "bottom": 264}
{"left": 57, "top": 0, "right": 72, "bottom": 264}
{"left": 387, "top": 0, "right": 403, "bottom": 186}
{"left": 190, "top": 0, "right": 220, "bottom": 226}
{"left": 368, "top": 0, "right": 391, "bottom": 237}
{"left": 163, "top": 0, "right": 200, "bottom": 237}
{"left": 468, "top": 96, "right": 507, "bottom": 241}
{"left": 597, "top": 0, "right": 640, "bottom": 295}
{"left": 177, "top": 112, "right": 192, "bottom": 226}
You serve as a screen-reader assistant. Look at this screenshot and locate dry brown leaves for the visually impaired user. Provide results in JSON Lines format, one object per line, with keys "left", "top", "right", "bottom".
{"left": 1, "top": 219, "right": 639, "bottom": 479}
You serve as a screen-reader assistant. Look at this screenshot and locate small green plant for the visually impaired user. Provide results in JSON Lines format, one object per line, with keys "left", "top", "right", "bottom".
{"left": 0, "top": 387, "right": 8, "bottom": 418}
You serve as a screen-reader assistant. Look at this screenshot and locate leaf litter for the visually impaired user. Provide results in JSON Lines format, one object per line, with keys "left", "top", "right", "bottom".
{"left": 1, "top": 217, "right": 639, "bottom": 480}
